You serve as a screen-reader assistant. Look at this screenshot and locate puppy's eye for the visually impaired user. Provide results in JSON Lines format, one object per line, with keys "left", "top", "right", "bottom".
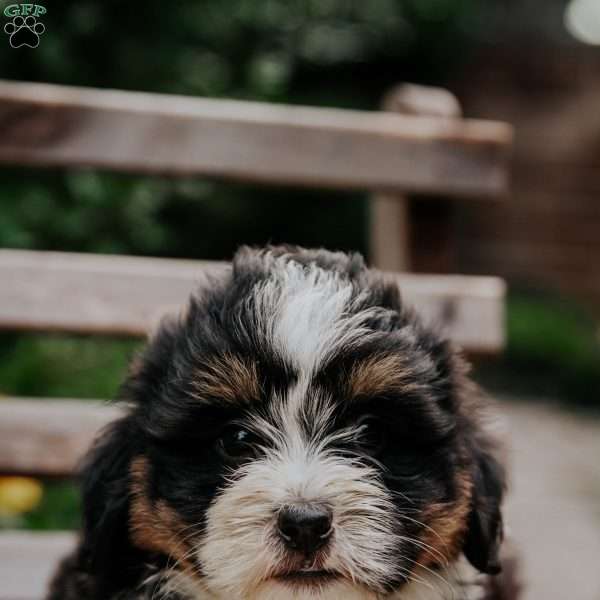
{"left": 354, "top": 416, "right": 386, "bottom": 456}
{"left": 217, "top": 425, "right": 259, "bottom": 462}
{"left": 388, "top": 456, "right": 423, "bottom": 481}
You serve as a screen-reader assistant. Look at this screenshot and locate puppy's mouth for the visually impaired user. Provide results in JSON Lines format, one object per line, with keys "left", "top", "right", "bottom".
{"left": 274, "top": 569, "right": 341, "bottom": 587}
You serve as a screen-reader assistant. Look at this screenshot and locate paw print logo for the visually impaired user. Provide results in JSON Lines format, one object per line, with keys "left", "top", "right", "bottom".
{"left": 4, "top": 15, "right": 45, "bottom": 48}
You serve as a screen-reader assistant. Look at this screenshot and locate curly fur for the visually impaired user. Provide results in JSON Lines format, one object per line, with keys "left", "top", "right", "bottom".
{"left": 47, "top": 246, "right": 516, "bottom": 600}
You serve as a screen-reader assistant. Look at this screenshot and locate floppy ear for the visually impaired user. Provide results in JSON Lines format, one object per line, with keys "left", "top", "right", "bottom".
{"left": 79, "top": 416, "right": 143, "bottom": 594}
{"left": 432, "top": 343, "right": 507, "bottom": 576}
{"left": 463, "top": 433, "right": 506, "bottom": 575}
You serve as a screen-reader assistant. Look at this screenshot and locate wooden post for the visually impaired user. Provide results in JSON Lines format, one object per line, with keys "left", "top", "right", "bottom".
{"left": 370, "top": 84, "right": 463, "bottom": 272}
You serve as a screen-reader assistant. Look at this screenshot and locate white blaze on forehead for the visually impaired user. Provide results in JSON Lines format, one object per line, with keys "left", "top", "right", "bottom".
{"left": 251, "top": 258, "right": 379, "bottom": 374}
{"left": 196, "top": 255, "right": 406, "bottom": 598}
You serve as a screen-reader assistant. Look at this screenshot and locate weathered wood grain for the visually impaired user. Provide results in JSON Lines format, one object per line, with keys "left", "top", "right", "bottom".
{"left": 370, "top": 84, "right": 465, "bottom": 272}
{"left": 0, "top": 249, "right": 505, "bottom": 352}
{"left": 0, "top": 398, "right": 121, "bottom": 476}
{"left": 0, "top": 80, "right": 512, "bottom": 196}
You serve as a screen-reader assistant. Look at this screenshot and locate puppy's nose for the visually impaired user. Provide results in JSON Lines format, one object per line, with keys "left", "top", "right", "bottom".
{"left": 277, "top": 504, "right": 332, "bottom": 555}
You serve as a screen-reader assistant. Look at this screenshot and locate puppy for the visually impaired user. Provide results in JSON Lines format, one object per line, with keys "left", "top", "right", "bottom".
{"left": 48, "top": 246, "right": 509, "bottom": 600}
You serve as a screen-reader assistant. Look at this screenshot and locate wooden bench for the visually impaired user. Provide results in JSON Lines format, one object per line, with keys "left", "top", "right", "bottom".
{"left": 0, "top": 79, "right": 512, "bottom": 599}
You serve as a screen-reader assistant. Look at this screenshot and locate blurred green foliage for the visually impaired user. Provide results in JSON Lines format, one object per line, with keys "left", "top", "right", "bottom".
{"left": 0, "top": 170, "right": 369, "bottom": 258}
{"left": 471, "top": 291, "right": 600, "bottom": 413}
{"left": 481, "top": 293, "right": 600, "bottom": 409}
{"left": 1, "top": 0, "right": 480, "bottom": 99}
{"left": 0, "top": 0, "right": 486, "bottom": 261}
{"left": 18, "top": 481, "right": 81, "bottom": 531}
{"left": 0, "top": 334, "right": 139, "bottom": 398}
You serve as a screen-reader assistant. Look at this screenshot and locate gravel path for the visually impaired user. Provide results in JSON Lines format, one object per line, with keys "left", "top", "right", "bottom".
{"left": 502, "top": 399, "right": 600, "bottom": 600}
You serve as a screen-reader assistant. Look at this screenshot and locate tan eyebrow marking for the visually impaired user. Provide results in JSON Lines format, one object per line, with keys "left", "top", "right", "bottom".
{"left": 347, "top": 354, "right": 427, "bottom": 399}
{"left": 190, "top": 353, "right": 261, "bottom": 405}
{"left": 348, "top": 353, "right": 473, "bottom": 569}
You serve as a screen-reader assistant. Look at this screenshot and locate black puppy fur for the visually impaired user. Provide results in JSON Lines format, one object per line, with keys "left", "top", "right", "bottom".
{"left": 48, "top": 246, "right": 512, "bottom": 600}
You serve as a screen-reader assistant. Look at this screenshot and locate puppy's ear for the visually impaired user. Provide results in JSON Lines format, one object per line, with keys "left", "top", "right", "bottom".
{"left": 463, "top": 432, "right": 506, "bottom": 575}
{"left": 434, "top": 344, "right": 507, "bottom": 576}
{"left": 79, "top": 416, "right": 142, "bottom": 592}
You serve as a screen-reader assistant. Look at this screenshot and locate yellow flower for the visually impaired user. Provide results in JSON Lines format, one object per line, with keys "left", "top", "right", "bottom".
{"left": 0, "top": 477, "right": 43, "bottom": 516}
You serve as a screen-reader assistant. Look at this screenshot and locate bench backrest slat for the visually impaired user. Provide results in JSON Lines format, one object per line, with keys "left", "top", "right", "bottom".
{"left": 0, "top": 249, "right": 505, "bottom": 352}
{"left": 0, "top": 80, "right": 512, "bottom": 197}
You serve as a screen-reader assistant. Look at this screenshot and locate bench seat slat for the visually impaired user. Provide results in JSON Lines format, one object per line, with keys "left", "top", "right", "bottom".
{"left": 0, "top": 531, "right": 75, "bottom": 600}
{"left": 0, "top": 249, "right": 505, "bottom": 352}
{"left": 0, "top": 80, "right": 512, "bottom": 197}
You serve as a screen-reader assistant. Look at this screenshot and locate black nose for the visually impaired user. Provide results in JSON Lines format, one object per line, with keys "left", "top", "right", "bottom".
{"left": 277, "top": 504, "right": 332, "bottom": 555}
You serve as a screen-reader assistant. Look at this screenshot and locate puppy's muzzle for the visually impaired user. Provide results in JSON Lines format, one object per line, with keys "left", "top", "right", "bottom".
{"left": 277, "top": 504, "right": 333, "bottom": 556}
